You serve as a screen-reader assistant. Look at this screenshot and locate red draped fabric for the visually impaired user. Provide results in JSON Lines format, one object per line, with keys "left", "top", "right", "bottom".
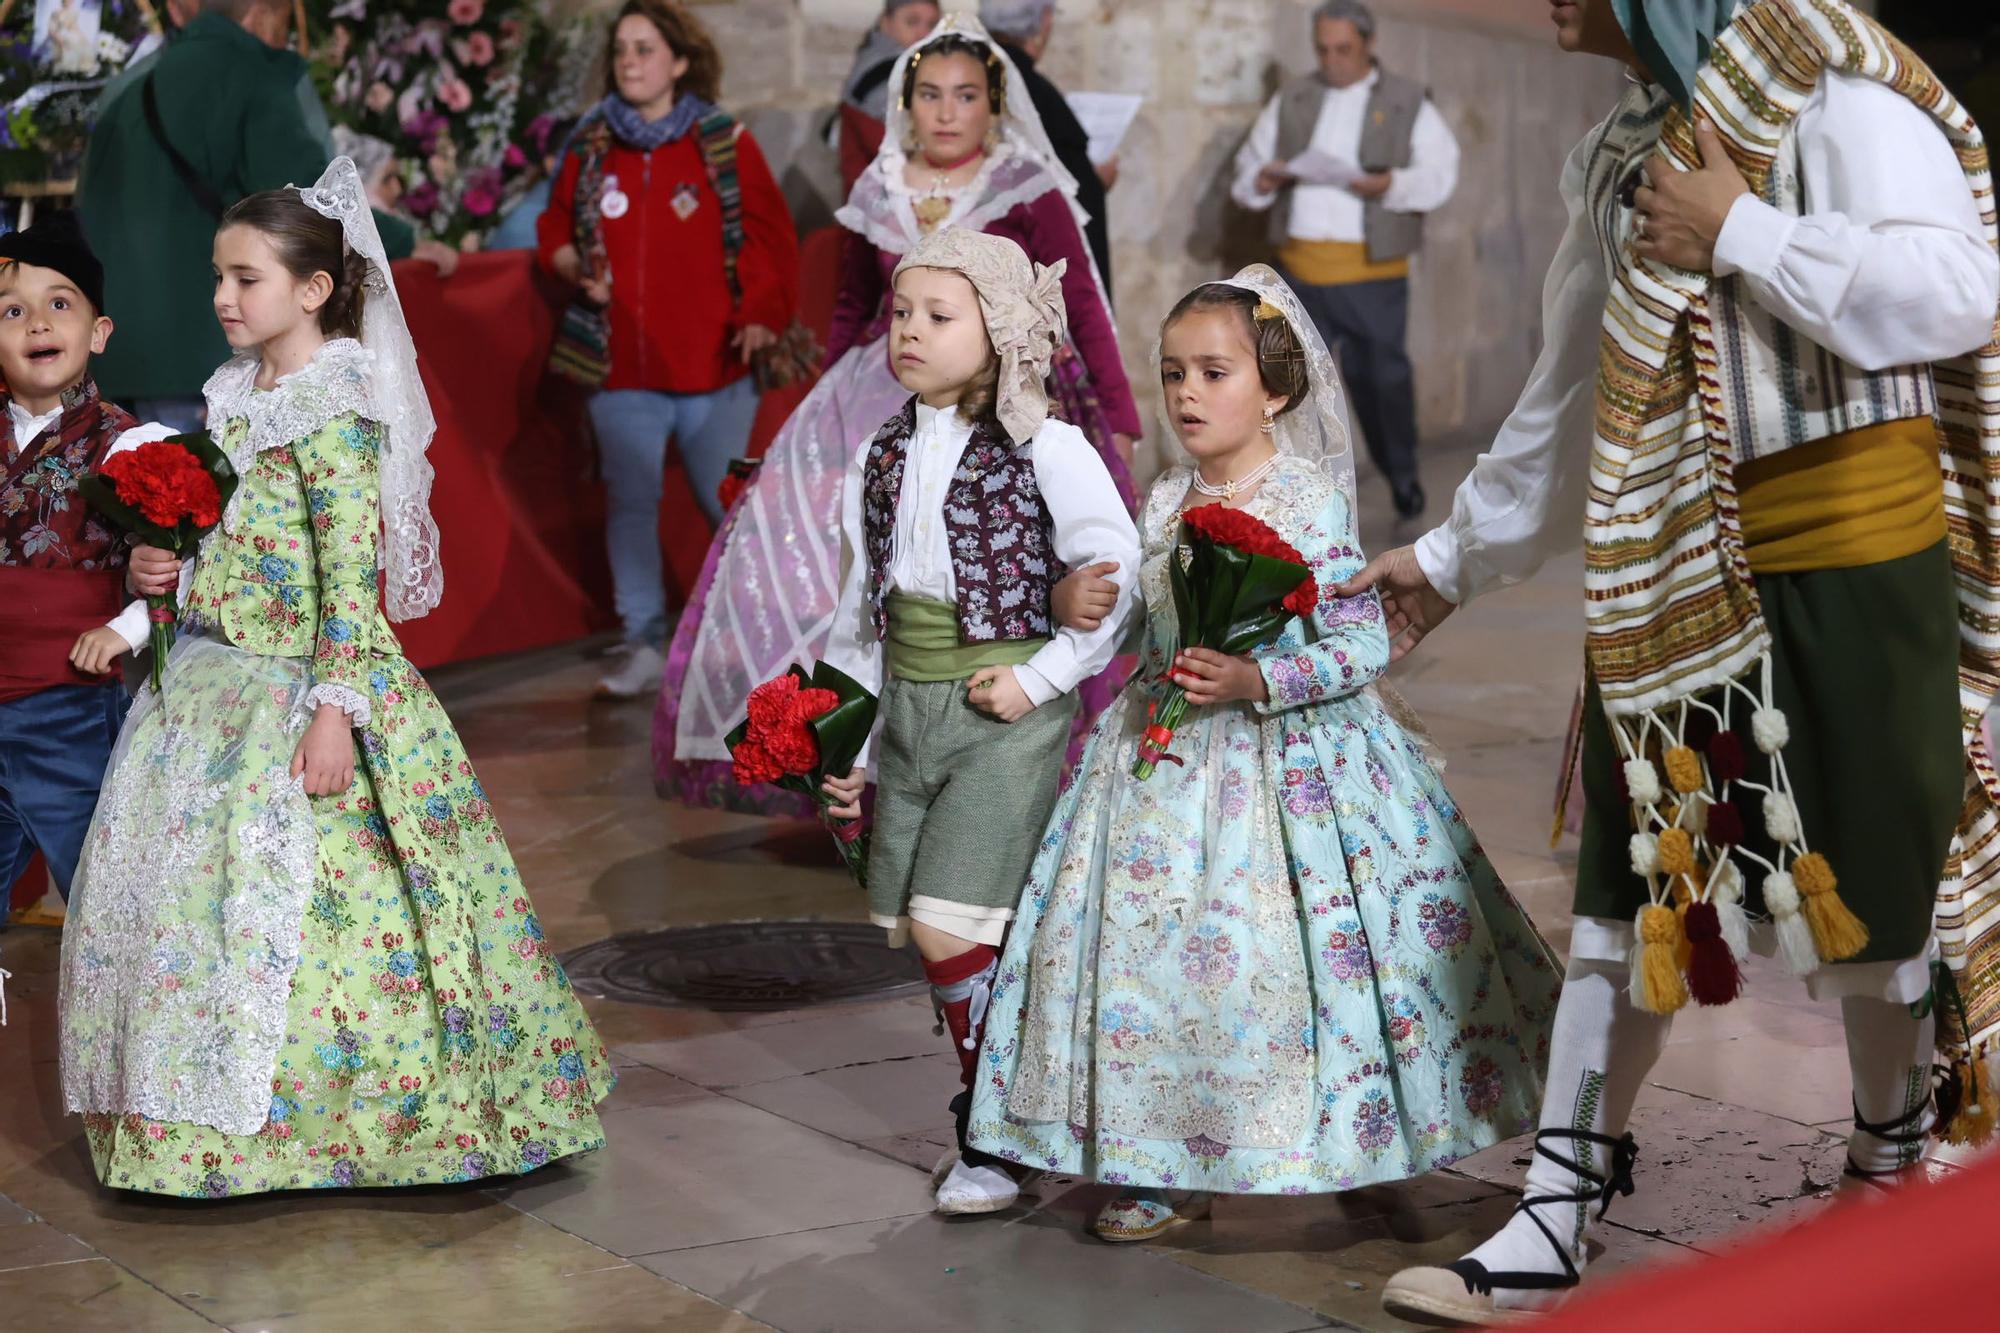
{"left": 1535, "top": 1153, "right": 2000, "bottom": 1330}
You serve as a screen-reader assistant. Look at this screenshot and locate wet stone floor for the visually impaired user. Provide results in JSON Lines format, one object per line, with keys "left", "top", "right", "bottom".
{"left": 0, "top": 447, "right": 1938, "bottom": 1331}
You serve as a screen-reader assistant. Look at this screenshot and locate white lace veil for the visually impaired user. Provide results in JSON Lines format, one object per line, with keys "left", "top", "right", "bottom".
{"left": 298, "top": 157, "right": 443, "bottom": 622}
{"left": 1151, "top": 263, "right": 1356, "bottom": 497}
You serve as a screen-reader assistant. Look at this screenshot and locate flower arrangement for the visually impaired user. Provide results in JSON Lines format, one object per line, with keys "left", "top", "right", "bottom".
{"left": 1134, "top": 503, "right": 1318, "bottom": 780}
{"left": 79, "top": 432, "right": 237, "bottom": 694}
{"left": 309, "top": 0, "right": 592, "bottom": 244}
{"left": 727, "top": 662, "right": 877, "bottom": 888}
{"left": 0, "top": 0, "right": 158, "bottom": 187}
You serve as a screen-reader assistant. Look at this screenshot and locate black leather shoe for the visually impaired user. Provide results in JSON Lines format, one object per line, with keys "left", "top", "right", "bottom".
{"left": 1394, "top": 483, "right": 1427, "bottom": 520}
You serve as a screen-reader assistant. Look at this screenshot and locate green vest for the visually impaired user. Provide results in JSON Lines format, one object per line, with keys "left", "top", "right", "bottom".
{"left": 78, "top": 14, "right": 415, "bottom": 402}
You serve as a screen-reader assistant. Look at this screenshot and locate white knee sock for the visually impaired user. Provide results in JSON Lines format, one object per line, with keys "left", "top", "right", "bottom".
{"left": 1841, "top": 994, "right": 1935, "bottom": 1176}
{"left": 1459, "top": 953, "right": 1672, "bottom": 1311}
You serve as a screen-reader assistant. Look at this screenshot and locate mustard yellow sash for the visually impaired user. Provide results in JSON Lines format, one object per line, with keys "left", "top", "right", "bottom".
{"left": 1736, "top": 416, "right": 1946, "bottom": 574}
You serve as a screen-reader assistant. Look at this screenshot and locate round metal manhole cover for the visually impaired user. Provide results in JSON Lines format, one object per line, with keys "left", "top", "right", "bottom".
{"left": 561, "top": 920, "right": 926, "bottom": 1012}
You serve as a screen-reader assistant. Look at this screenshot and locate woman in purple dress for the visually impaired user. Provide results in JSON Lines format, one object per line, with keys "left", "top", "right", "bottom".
{"left": 654, "top": 13, "right": 1140, "bottom": 812}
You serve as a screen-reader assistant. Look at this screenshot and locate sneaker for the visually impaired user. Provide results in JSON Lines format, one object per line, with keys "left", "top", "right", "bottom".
{"left": 595, "top": 643, "right": 665, "bottom": 699}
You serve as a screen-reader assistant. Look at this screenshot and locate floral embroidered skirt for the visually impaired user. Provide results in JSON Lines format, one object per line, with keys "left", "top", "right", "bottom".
{"left": 60, "top": 637, "right": 613, "bottom": 1198}
{"left": 968, "top": 683, "right": 1562, "bottom": 1193}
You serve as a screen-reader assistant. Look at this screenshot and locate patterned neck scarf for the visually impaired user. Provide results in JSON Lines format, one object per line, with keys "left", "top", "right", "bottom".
{"left": 598, "top": 92, "right": 714, "bottom": 152}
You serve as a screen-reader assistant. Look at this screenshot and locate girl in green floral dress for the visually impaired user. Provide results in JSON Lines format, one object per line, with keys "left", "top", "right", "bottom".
{"left": 57, "top": 159, "right": 613, "bottom": 1198}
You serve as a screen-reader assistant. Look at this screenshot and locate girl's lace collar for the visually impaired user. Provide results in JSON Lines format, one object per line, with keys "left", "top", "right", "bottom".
{"left": 205, "top": 338, "right": 379, "bottom": 531}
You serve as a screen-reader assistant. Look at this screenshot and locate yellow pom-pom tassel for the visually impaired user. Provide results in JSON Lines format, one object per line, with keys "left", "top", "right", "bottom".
{"left": 1663, "top": 745, "right": 1704, "bottom": 795}
{"left": 1633, "top": 903, "right": 1690, "bottom": 1015}
{"left": 1673, "top": 899, "right": 1694, "bottom": 973}
{"left": 1793, "top": 851, "right": 1868, "bottom": 962}
{"left": 1655, "top": 827, "right": 1696, "bottom": 877}
{"left": 1943, "top": 1055, "right": 1998, "bottom": 1148}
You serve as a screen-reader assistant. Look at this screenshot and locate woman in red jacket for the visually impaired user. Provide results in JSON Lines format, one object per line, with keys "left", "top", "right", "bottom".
{"left": 539, "top": 0, "right": 799, "bottom": 698}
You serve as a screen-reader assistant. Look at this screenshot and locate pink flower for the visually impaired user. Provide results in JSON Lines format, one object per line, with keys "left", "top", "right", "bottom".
{"left": 447, "top": 0, "right": 483, "bottom": 23}
{"left": 503, "top": 142, "right": 527, "bottom": 169}
{"left": 436, "top": 75, "right": 473, "bottom": 113}
{"left": 146, "top": 1123, "right": 168, "bottom": 1140}
{"left": 454, "top": 31, "right": 495, "bottom": 65}
{"left": 364, "top": 80, "right": 395, "bottom": 112}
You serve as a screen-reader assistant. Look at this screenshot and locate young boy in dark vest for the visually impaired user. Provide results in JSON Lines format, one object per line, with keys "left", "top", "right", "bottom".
{"left": 820, "top": 228, "right": 1140, "bottom": 1215}
{"left": 0, "top": 213, "right": 176, "bottom": 917}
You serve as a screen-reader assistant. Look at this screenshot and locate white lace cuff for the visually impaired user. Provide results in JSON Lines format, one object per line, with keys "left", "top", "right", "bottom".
{"left": 305, "top": 682, "right": 372, "bottom": 727}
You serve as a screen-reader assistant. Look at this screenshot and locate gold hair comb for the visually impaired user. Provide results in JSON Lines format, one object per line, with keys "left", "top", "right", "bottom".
{"left": 1253, "top": 299, "right": 1283, "bottom": 323}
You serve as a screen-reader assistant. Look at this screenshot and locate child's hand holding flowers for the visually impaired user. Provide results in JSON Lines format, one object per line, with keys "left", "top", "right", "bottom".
{"left": 1172, "top": 648, "right": 1268, "bottom": 706}
{"left": 822, "top": 767, "right": 866, "bottom": 822}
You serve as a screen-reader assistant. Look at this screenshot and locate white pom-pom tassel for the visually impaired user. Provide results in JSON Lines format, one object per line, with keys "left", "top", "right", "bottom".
{"left": 1629, "top": 832, "right": 1660, "bottom": 877}
{"left": 1762, "top": 792, "right": 1799, "bottom": 845}
{"left": 1712, "top": 862, "right": 1752, "bottom": 964}
{"left": 1763, "top": 871, "right": 1819, "bottom": 975}
{"left": 1751, "top": 707, "right": 1790, "bottom": 755}
{"left": 1624, "top": 758, "right": 1662, "bottom": 806}
{"left": 1681, "top": 798, "right": 1708, "bottom": 836}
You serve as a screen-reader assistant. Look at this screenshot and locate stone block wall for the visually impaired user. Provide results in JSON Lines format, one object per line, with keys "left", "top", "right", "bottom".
{"left": 641, "top": 0, "right": 1629, "bottom": 474}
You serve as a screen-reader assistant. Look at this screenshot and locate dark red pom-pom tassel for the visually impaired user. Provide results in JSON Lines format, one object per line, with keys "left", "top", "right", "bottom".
{"left": 1683, "top": 900, "right": 1743, "bottom": 1006}
{"left": 1707, "top": 731, "right": 1746, "bottom": 783}
{"left": 1705, "top": 799, "right": 1745, "bottom": 846}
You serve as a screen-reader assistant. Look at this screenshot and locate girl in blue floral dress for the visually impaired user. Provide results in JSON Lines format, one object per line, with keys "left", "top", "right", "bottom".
{"left": 967, "top": 268, "right": 1560, "bottom": 1241}
{"left": 57, "top": 161, "right": 612, "bottom": 1197}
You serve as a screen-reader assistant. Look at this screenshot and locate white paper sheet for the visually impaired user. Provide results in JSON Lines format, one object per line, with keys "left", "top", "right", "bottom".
{"left": 1285, "top": 148, "right": 1363, "bottom": 188}
{"left": 1065, "top": 92, "right": 1143, "bottom": 166}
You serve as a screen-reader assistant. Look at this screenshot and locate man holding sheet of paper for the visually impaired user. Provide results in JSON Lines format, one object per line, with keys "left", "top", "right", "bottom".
{"left": 1232, "top": 0, "right": 1458, "bottom": 519}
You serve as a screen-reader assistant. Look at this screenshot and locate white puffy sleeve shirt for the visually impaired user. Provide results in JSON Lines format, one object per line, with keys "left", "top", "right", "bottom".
{"left": 1412, "top": 69, "right": 2000, "bottom": 606}
{"left": 821, "top": 401, "right": 1141, "bottom": 764}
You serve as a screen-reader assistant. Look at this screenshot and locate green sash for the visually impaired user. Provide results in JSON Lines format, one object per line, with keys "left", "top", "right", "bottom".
{"left": 884, "top": 595, "right": 1045, "bottom": 682}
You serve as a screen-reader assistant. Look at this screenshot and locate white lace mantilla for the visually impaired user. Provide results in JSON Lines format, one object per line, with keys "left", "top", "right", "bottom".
{"left": 204, "top": 338, "right": 380, "bottom": 536}
{"left": 60, "top": 638, "right": 320, "bottom": 1136}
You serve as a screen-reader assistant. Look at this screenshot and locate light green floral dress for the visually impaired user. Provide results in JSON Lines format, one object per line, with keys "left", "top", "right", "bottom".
{"left": 59, "top": 341, "right": 612, "bottom": 1198}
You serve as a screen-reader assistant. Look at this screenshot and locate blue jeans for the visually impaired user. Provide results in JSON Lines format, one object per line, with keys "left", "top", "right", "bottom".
{"left": 0, "top": 683, "right": 129, "bottom": 900}
{"left": 131, "top": 397, "right": 208, "bottom": 435}
{"left": 589, "top": 378, "right": 760, "bottom": 646}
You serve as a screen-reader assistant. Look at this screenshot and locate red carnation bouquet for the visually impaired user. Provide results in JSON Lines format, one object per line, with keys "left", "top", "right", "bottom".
{"left": 728, "top": 660, "right": 878, "bottom": 887}
{"left": 1134, "top": 503, "right": 1319, "bottom": 779}
{"left": 79, "top": 432, "right": 238, "bottom": 696}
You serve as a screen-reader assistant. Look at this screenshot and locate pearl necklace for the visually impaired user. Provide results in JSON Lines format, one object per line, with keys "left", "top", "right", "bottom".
{"left": 1191, "top": 453, "right": 1280, "bottom": 500}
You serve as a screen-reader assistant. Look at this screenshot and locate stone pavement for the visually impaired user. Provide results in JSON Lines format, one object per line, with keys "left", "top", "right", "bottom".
{"left": 0, "top": 447, "right": 1891, "bottom": 1332}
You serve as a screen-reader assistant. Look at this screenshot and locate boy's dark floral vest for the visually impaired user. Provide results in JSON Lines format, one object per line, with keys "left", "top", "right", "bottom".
{"left": 860, "top": 397, "right": 1057, "bottom": 643}
{"left": 0, "top": 379, "right": 136, "bottom": 571}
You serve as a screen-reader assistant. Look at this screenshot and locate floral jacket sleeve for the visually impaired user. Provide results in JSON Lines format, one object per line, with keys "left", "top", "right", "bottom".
{"left": 298, "top": 410, "right": 389, "bottom": 727}
{"left": 1253, "top": 485, "right": 1390, "bottom": 712}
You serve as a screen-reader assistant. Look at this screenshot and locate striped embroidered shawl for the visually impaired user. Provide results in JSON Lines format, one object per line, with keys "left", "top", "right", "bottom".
{"left": 1585, "top": 0, "right": 2000, "bottom": 1042}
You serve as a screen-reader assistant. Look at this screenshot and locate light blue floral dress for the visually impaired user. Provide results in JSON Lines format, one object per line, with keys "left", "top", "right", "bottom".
{"left": 968, "top": 456, "right": 1561, "bottom": 1193}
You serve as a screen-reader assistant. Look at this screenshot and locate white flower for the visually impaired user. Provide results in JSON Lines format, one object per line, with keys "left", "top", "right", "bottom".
{"left": 1623, "top": 758, "right": 1662, "bottom": 806}
{"left": 1629, "top": 832, "right": 1660, "bottom": 877}
{"left": 1751, "top": 707, "right": 1790, "bottom": 755}
{"left": 1763, "top": 871, "right": 1801, "bottom": 915}
{"left": 1762, "top": 792, "right": 1799, "bottom": 845}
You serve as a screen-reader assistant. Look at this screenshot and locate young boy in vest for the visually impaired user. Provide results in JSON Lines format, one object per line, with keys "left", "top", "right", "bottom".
{"left": 0, "top": 213, "right": 176, "bottom": 917}
{"left": 820, "top": 228, "right": 1141, "bottom": 1216}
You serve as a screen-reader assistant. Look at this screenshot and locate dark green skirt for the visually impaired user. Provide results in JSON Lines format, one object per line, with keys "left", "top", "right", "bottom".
{"left": 1576, "top": 539, "right": 1963, "bottom": 965}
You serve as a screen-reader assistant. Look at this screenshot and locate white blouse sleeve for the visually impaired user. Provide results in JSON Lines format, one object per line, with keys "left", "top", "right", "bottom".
{"left": 1712, "top": 69, "right": 1999, "bottom": 372}
{"left": 1413, "top": 125, "right": 1608, "bottom": 605}
{"left": 1014, "top": 422, "right": 1143, "bottom": 708}
{"left": 1230, "top": 94, "right": 1287, "bottom": 213}
{"left": 1381, "top": 100, "right": 1459, "bottom": 215}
